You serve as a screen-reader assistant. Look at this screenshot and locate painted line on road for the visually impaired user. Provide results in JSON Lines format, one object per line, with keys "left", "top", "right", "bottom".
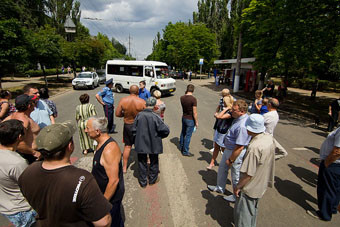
{"left": 293, "top": 147, "right": 320, "bottom": 170}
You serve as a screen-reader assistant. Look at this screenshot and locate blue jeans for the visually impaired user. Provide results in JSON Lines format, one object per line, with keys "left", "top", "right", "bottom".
{"left": 179, "top": 117, "right": 195, "bottom": 154}
{"left": 3, "top": 209, "right": 36, "bottom": 227}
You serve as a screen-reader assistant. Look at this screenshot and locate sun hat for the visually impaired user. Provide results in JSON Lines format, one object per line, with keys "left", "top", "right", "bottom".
{"left": 245, "top": 114, "right": 266, "bottom": 134}
{"left": 36, "top": 121, "right": 76, "bottom": 154}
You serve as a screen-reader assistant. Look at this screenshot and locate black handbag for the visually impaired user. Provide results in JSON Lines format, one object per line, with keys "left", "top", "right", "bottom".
{"left": 213, "top": 110, "right": 233, "bottom": 134}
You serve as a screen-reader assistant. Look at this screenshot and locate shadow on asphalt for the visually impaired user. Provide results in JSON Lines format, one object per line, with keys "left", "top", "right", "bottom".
{"left": 310, "top": 157, "right": 321, "bottom": 167}
{"left": 201, "top": 190, "right": 234, "bottom": 227}
{"left": 304, "top": 146, "right": 320, "bottom": 155}
{"left": 170, "top": 137, "right": 181, "bottom": 152}
{"left": 288, "top": 164, "right": 318, "bottom": 188}
{"left": 201, "top": 138, "right": 214, "bottom": 150}
{"left": 198, "top": 150, "right": 213, "bottom": 165}
{"left": 274, "top": 176, "right": 317, "bottom": 211}
{"left": 311, "top": 131, "right": 329, "bottom": 138}
{"left": 129, "top": 149, "right": 139, "bottom": 180}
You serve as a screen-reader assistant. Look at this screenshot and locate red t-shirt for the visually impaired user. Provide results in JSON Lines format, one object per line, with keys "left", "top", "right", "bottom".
{"left": 180, "top": 95, "right": 197, "bottom": 120}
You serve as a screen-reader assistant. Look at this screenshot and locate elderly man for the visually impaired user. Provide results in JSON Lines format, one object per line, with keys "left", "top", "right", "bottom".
{"left": 23, "top": 84, "right": 55, "bottom": 128}
{"left": 208, "top": 100, "right": 251, "bottom": 203}
{"left": 233, "top": 114, "right": 275, "bottom": 227}
{"left": 133, "top": 97, "right": 170, "bottom": 187}
{"left": 116, "top": 85, "right": 146, "bottom": 173}
{"left": 0, "top": 120, "right": 36, "bottom": 226}
{"left": 4, "top": 94, "right": 40, "bottom": 163}
{"left": 96, "top": 78, "right": 116, "bottom": 133}
{"left": 19, "top": 121, "right": 112, "bottom": 226}
{"left": 307, "top": 126, "right": 340, "bottom": 221}
{"left": 86, "top": 117, "right": 125, "bottom": 227}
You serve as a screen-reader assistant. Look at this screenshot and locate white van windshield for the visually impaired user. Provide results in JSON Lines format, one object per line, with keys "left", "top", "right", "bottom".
{"left": 155, "top": 66, "right": 169, "bottom": 79}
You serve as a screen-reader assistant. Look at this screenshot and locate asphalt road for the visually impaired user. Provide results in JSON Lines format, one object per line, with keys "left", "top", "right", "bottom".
{"left": 1, "top": 80, "right": 340, "bottom": 226}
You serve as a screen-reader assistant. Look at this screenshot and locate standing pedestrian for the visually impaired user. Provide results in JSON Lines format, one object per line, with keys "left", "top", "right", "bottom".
{"left": 39, "top": 87, "right": 58, "bottom": 118}
{"left": 86, "top": 117, "right": 125, "bottom": 227}
{"left": 0, "top": 120, "right": 36, "bottom": 227}
{"left": 307, "top": 126, "right": 340, "bottom": 221}
{"left": 115, "top": 85, "right": 146, "bottom": 173}
{"left": 233, "top": 114, "right": 275, "bottom": 227}
{"left": 24, "top": 84, "right": 55, "bottom": 129}
{"left": 18, "top": 121, "right": 112, "bottom": 226}
{"left": 138, "top": 81, "right": 151, "bottom": 101}
{"left": 180, "top": 84, "right": 198, "bottom": 157}
{"left": 249, "top": 90, "right": 263, "bottom": 114}
{"left": 327, "top": 97, "right": 340, "bottom": 132}
{"left": 0, "top": 90, "right": 16, "bottom": 122}
{"left": 96, "top": 78, "right": 116, "bottom": 133}
{"left": 133, "top": 97, "right": 170, "bottom": 188}
{"left": 262, "top": 80, "right": 275, "bottom": 98}
{"left": 152, "top": 90, "right": 166, "bottom": 120}
{"left": 76, "top": 94, "right": 97, "bottom": 155}
{"left": 67, "top": 66, "right": 71, "bottom": 76}
{"left": 207, "top": 100, "right": 251, "bottom": 203}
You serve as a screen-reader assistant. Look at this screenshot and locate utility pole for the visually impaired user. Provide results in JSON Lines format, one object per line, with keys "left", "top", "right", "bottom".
{"left": 128, "top": 34, "right": 131, "bottom": 57}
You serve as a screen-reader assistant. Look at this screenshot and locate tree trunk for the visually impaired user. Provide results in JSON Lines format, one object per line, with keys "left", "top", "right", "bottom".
{"left": 56, "top": 66, "right": 59, "bottom": 81}
{"left": 233, "top": 31, "right": 242, "bottom": 92}
{"left": 73, "top": 62, "right": 77, "bottom": 78}
{"left": 42, "top": 66, "right": 48, "bottom": 87}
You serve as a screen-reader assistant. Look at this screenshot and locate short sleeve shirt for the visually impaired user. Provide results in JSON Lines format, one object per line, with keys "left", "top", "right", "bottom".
{"left": 138, "top": 88, "right": 151, "bottom": 101}
{"left": 224, "top": 114, "right": 251, "bottom": 150}
{"left": 30, "top": 100, "right": 53, "bottom": 128}
{"left": 180, "top": 95, "right": 197, "bottom": 120}
{"left": 0, "top": 150, "right": 30, "bottom": 215}
{"left": 320, "top": 127, "right": 340, "bottom": 163}
{"left": 98, "top": 87, "right": 114, "bottom": 105}
{"left": 240, "top": 133, "right": 275, "bottom": 198}
{"left": 263, "top": 111, "right": 279, "bottom": 135}
{"left": 330, "top": 99, "right": 340, "bottom": 114}
{"left": 19, "top": 162, "right": 112, "bottom": 226}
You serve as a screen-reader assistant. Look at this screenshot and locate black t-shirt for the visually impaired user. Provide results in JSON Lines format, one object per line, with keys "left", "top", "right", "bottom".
{"left": 330, "top": 99, "right": 340, "bottom": 114}
{"left": 180, "top": 95, "right": 197, "bottom": 120}
{"left": 264, "top": 84, "right": 275, "bottom": 97}
{"left": 19, "top": 162, "right": 112, "bottom": 227}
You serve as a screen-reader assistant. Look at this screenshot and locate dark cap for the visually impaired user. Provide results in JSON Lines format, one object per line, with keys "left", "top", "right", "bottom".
{"left": 105, "top": 78, "right": 113, "bottom": 85}
{"left": 36, "top": 121, "right": 76, "bottom": 154}
{"left": 15, "top": 94, "right": 37, "bottom": 107}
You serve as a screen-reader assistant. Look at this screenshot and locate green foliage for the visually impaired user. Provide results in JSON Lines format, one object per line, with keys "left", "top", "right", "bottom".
{"left": 147, "top": 22, "right": 219, "bottom": 70}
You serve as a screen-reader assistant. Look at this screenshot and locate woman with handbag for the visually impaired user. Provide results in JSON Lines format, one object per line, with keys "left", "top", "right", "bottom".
{"left": 207, "top": 89, "right": 234, "bottom": 170}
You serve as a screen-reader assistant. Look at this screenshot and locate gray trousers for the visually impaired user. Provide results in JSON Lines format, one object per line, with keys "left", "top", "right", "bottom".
{"left": 216, "top": 148, "right": 246, "bottom": 192}
{"left": 234, "top": 192, "right": 259, "bottom": 227}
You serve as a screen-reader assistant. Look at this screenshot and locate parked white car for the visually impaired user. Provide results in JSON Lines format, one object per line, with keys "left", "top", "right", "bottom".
{"left": 72, "top": 72, "right": 100, "bottom": 90}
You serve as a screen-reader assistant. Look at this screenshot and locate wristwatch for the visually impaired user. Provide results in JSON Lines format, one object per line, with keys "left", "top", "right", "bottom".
{"left": 228, "top": 158, "right": 234, "bottom": 164}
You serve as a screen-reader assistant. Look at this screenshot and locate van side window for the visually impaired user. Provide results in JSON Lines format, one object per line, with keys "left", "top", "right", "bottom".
{"left": 107, "top": 64, "right": 142, "bottom": 77}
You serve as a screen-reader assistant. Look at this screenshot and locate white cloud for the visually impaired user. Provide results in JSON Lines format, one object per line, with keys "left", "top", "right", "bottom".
{"left": 78, "top": 0, "right": 198, "bottom": 59}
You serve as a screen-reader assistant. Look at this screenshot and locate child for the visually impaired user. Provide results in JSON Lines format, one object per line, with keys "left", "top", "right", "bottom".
{"left": 250, "top": 90, "right": 263, "bottom": 114}
{"left": 260, "top": 98, "right": 269, "bottom": 115}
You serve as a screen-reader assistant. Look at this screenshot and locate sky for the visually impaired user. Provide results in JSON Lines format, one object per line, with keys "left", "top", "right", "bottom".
{"left": 78, "top": 0, "right": 199, "bottom": 60}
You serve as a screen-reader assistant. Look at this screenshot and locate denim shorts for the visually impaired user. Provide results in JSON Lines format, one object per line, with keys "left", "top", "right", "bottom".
{"left": 3, "top": 209, "right": 36, "bottom": 227}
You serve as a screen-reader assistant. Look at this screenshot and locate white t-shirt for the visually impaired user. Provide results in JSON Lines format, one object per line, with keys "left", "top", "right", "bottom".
{"left": 263, "top": 110, "right": 279, "bottom": 135}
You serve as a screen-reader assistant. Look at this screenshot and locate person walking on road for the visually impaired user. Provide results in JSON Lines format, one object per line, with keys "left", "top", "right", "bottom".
{"left": 76, "top": 94, "right": 97, "bottom": 155}
{"left": 233, "top": 114, "right": 275, "bottom": 227}
{"left": 327, "top": 97, "right": 340, "bottom": 132}
{"left": 18, "top": 121, "right": 112, "bottom": 226}
{"left": 207, "top": 100, "right": 251, "bottom": 203}
{"left": 307, "top": 126, "right": 340, "bottom": 221}
{"left": 0, "top": 120, "right": 37, "bottom": 227}
{"left": 138, "top": 81, "right": 151, "bottom": 101}
{"left": 133, "top": 97, "right": 170, "bottom": 188}
{"left": 115, "top": 85, "right": 146, "bottom": 173}
{"left": 86, "top": 117, "right": 125, "bottom": 227}
{"left": 180, "top": 84, "right": 198, "bottom": 157}
{"left": 96, "top": 78, "right": 116, "bottom": 133}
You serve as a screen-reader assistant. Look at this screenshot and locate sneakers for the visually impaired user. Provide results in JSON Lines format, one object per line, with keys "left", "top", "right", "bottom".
{"left": 207, "top": 185, "right": 223, "bottom": 193}
{"left": 223, "top": 194, "right": 236, "bottom": 203}
{"left": 182, "top": 152, "right": 194, "bottom": 157}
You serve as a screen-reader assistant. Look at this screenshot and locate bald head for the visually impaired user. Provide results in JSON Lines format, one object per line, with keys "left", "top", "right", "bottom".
{"left": 129, "top": 85, "right": 139, "bottom": 95}
{"left": 268, "top": 98, "right": 279, "bottom": 110}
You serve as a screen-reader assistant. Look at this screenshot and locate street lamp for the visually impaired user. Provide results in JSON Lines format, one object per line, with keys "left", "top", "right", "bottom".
{"left": 64, "top": 15, "right": 76, "bottom": 78}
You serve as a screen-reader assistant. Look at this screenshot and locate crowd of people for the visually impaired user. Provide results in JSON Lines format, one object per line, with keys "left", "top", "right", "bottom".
{"left": 0, "top": 78, "right": 339, "bottom": 226}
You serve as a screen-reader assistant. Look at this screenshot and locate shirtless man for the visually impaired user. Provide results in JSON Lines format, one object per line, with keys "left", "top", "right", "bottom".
{"left": 115, "top": 85, "right": 145, "bottom": 173}
{"left": 4, "top": 94, "right": 40, "bottom": 163}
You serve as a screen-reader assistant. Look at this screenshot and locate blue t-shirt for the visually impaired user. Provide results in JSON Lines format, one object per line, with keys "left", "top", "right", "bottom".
{"left": 139, "top": 88, "right": 151, "bottom": 101}
{"left": 224, "top": 114, "right": 251, "bottom": 150}
{"left": 320, "top": 127, "right": 340, "bottom": 163}
{"left": 260, "top": 106, "right": 268, "bottom": 115}
{"left": 250, "top": 100, "right": 262, "bottom": 114}
{"left": 97, "top": 87, "right": 114, "bottom": 105}
{"left": 30, "top": 100, "right": 53, "bottom": 129}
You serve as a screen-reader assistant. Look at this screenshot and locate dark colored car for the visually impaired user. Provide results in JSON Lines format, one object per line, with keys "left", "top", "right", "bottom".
{"left": 96, "top": 69, "right": 106, "bottom": 84}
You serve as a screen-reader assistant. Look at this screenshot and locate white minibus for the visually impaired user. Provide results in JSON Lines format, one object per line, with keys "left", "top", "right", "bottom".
{"left": 106, "top": 60, "right": 176, "bottom": 96}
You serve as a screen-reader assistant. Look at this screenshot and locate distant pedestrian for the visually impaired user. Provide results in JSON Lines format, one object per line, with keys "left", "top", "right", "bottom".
{"left": 115, "top": 85, "right": 146, "bottom": 173}
{"left": 327, "top": 97, "right": 340, "bottom": 132}
{"left": 262, "top": 80, "right": 275, "bottom": 98}
{"left": 18, "top": 121, "right": 112, "bottom": 226}
{"left": 233, "top": 114, "right": 275, "bottom": 227}
{"left": 249, "top": 90, "right": 263, "bottom": 114}
{"left": 86, "top": 117, "right": 125, "bottom": 227}
{"left": 277, "top": 80, "right": 287, "bottom": 102}
{"left": 0, "top": 120, "right": 36, "bottom": 227}
{"left": 152, "top": 90, "right": 166, "bottom": 120}
{"left": 96, "top": 78, "right": 116, "bottom": 133}
{"left": 67, "top": 66, "right": 71, "bottom": 75}
{"left": 82, "top": 66, "right": 86, "bottom": 72}
{"left": 138, "top": 81, "right": 151, "bottom": 101}
{"left": 307, "top": 126, "right": 340, "bottom": 221}
{"left": 0, "top": 90, "right": 16, "bottom": 122}
{"left": 310, "top": 79, "right": 318, "bottom": 101}
{"left": 133, "top": 97, "right": 170, "bottom": 188}
{"left": 76, "top": 94, "right": 97, "bottom": 155}
{"left": 180, "top": 84, "right": 198, "bottom": 157}
{"left": 61, "top": 65, "right": 65, "bottom": 74}
{"left": 39, "top": 87, "right": 58, "bottom": 118}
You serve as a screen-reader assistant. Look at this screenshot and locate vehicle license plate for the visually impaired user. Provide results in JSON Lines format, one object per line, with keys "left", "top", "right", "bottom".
{"left": 169, "top": 89, "right": 173, "bottom": 92}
